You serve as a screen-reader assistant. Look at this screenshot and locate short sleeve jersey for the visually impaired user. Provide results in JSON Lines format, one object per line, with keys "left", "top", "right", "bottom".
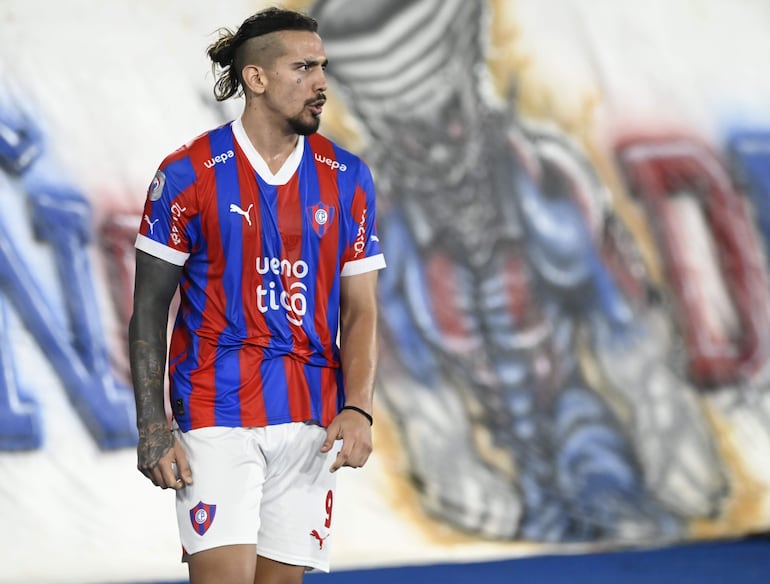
{"left": 136, "top": 119, "right": 385, "bottom": 431}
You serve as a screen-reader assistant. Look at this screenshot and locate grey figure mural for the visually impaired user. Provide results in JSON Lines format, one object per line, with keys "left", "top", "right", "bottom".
{"left": 311, "top": 0, "right": 725, "bottom": 542}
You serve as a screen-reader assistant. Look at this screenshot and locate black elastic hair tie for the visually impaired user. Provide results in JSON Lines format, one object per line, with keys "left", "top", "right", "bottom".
{"left": 341, "top": 405, "right": 373, "bottom": 426}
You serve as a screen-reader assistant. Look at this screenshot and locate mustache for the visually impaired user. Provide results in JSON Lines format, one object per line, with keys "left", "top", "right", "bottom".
{"left": 306, "top": 94, "right": 327, "bottom": 106}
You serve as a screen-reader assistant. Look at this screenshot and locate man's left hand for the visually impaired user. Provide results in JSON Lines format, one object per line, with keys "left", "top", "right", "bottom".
{"left": 321, "top": 408, "right": 373, "bottom": 472}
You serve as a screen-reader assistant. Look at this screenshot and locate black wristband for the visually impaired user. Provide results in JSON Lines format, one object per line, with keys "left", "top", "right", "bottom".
{"left": 341, "top": 405, "right": 373, "bottom": 426}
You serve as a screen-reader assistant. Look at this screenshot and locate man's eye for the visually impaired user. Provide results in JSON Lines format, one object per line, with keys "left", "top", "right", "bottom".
{"left": 299, "top": 64, "right": 309, "bottom": 71}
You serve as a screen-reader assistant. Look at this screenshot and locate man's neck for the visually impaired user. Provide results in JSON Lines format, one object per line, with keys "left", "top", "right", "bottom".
{"left": 240, "top": 109, "right": 299, "bottom": 175}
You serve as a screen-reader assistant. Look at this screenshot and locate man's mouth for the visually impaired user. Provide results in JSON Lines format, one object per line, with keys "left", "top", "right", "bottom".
{"left": 307, "top": 97, "right": 326, "bottom": 117}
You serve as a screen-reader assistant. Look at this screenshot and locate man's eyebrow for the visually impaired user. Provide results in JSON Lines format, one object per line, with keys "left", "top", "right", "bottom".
{"left": 293, "top": 58, "right": 329, "bottom": 67}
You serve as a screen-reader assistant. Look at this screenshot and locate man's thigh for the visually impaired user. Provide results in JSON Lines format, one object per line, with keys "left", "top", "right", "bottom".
{"left": 175, "top": 424, "right": 340, "bottom": 574}
{"left": 187, "top": 544, "right": 257, "bottom": 584}
{"left": 257, "top": 423, "right": 341, "bottom": 573}
{"left": 175, "top": 427, "right": 264, "bottom": 556}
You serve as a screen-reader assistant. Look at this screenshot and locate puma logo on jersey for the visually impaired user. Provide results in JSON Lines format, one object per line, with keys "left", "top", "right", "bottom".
{"left": 230, "top": 203, "right": 253, "bottom": 226}
{"left": 143, "top": 214, "right": 159, "bottom": 234}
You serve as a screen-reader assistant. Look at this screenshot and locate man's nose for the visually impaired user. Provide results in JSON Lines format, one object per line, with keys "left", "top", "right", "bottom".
{"left": 314, "top": 68, "right": 328, "bottom": 93}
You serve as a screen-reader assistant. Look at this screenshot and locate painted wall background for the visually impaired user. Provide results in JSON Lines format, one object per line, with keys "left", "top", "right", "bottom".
{"left": 2, "top": 0, "right": 770, "bottom": 582}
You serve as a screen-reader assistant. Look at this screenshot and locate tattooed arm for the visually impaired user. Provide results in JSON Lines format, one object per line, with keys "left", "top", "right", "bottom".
{"left": 128, "top": 249, "right": 191, "bottom": 489}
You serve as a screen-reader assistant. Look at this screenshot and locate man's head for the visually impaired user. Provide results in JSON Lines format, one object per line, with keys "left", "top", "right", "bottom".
{"left": 208, "top": 7, "right": 327, "bottom": 135}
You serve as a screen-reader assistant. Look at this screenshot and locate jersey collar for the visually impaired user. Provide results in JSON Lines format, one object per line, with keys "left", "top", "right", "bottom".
{"left": 232, "top": 117, "right": 305, "bottom": 186}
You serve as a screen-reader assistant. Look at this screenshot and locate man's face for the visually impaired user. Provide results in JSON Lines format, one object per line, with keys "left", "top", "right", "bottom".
{"left": 263, "top": 30, "right": 328, "bottom": 135}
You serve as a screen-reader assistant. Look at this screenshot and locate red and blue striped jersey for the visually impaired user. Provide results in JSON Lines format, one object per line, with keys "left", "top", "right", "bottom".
{"left": 135, "top": 119, "right": 385, "bottom": 431}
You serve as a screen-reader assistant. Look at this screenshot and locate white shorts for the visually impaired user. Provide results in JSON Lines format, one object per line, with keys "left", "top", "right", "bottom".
{"left": 174, "top": 423, "right": 341, "bottom": 572}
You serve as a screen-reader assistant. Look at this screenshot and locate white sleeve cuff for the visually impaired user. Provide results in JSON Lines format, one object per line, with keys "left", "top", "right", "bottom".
{"left": 341, "top": 254, "right": 386, "bottom": 277}
{"left": 135, "top": 234, "right": 189, "bottom": 266}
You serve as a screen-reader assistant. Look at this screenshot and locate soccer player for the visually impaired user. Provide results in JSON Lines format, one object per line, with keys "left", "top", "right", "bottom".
{"left": 128, "top": 7, "right": 385, "bottom": 584}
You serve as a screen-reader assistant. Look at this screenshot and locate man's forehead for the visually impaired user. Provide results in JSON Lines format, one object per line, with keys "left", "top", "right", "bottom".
{"left": 274, "top": 30, "right": 325, "bottom": 59}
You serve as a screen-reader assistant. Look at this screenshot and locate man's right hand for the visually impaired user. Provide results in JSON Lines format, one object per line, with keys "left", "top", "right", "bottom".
{"left": 137, "top": 421, "right": 193, "bottom": 490}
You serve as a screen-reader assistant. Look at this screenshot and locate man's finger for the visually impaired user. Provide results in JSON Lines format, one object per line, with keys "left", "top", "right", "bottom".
{"left": 167, "top": 461, "right": 188, "bottom": 490}
{"left": 174, "top": 445, "right": 194, "bottom": 485}
{"left": 329, "top": 450, "right": 347, "bottom": 473}
{"left": 347, "top": 448, "right": 368, "bottom": 469}
{"left": 176, "top": 459, "right": 193, "bottom": 486}
{"left": 320, "top": 423, "right": 339, "bottom": 453}
{"left": 146, "top": 451, "right": 180, "bottom": 490}
{"left": 148, "top": 465, "right": 165, "bottom": 488}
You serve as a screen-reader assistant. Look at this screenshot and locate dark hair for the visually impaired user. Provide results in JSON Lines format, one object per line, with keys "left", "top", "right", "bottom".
{"left": 207, "top": 7, "right": 318, "bottom": 101}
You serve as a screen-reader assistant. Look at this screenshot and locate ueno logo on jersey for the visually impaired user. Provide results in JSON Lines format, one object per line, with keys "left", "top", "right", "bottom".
{"left": 256, "top": 257, "right": 310, "bottom": 326}
{"left": 204, "top": 150, "right": 235, "bottom": 169}
{"left": 315, "top": 153, "right": 347, "bottom": 172}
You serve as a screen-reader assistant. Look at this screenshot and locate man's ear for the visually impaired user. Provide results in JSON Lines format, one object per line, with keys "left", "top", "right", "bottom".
{"left": 242, "top": 64, "right": 266, "bottom": 95}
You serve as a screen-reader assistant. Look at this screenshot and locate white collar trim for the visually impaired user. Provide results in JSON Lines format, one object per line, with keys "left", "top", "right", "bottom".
{"left": 232, "top": 117, "right": 304, "bottom": 185}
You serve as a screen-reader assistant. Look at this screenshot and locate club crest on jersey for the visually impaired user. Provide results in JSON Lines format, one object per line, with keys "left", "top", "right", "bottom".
{"left": 190, "top": 501, "right": 217, "bottom": 536}
{"left": 148, "top": 170, "right": 165, "bottom": 201}
{"left": 307, "top": 202, "right": 335, "bottom": 237}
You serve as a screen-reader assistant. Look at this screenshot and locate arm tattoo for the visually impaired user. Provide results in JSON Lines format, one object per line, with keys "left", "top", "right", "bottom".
{"left": 130, "top": 316, "right": 173, "bottom": 471}
{"left": 129, "top": 250, "right": 183, "bottom": 471}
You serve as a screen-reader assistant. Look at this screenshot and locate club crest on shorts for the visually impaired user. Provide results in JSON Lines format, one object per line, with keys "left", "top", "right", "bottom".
{"left": 190, "top": 501, "right": 217, "bottom": 536}
{"left": 307, "top": 202, "right": 335, "bottom": 237}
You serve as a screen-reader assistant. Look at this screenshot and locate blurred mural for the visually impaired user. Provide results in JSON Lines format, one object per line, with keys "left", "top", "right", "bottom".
{"left": 0, "top": 80, "right": 136, "bottom": 451}
{"left": 308, "top": 0, "right": 770, "bottom": 543}
{"left": 2, "top": 0, "right": 770, "bottom": 582}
